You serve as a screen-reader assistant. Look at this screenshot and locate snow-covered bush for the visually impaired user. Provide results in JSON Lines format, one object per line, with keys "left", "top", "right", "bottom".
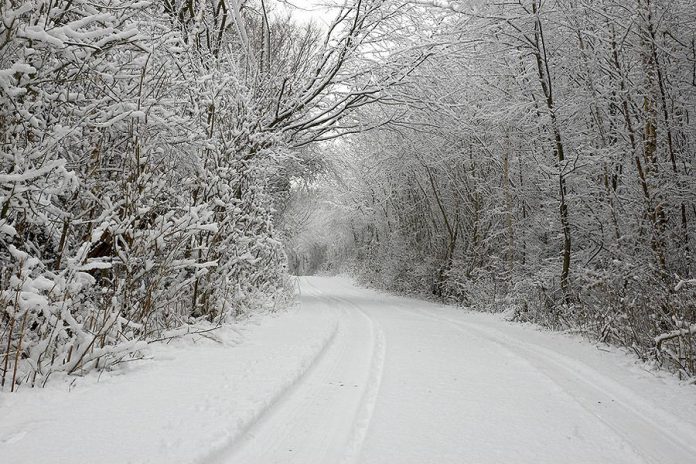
{"left": 2, "top": 0, "right": 402, "bottom": 390}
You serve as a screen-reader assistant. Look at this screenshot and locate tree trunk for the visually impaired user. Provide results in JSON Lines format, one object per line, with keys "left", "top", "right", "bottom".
{"left": 532, "top": 1, "right": 572, "bottom": 303}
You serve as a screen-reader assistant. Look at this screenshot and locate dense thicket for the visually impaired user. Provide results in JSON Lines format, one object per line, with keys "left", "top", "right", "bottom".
{"left": 0, "top": 0, "right": 417, "bottom": 390}
{"left": 290, "top": 0, "right": 696, "bottom": 378}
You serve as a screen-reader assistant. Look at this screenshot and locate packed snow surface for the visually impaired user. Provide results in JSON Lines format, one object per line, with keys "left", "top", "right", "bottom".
{"left": 2, "top": 276, "right": 696, "bottom": 463}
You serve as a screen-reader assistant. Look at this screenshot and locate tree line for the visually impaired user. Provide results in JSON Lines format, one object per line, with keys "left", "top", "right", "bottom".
{"left": 0, "top": 0, "right": 419, "bottom": 390}
{"left": 287, "top": 0, "right": 696, "bottom": 378}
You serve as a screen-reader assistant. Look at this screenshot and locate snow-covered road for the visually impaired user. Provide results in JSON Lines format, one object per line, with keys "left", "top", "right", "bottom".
{"left": 2, "top": 276, "right": 696, "bottom": 463}
{"left": 231, "top": 277, "right": 696, "bottom": 464}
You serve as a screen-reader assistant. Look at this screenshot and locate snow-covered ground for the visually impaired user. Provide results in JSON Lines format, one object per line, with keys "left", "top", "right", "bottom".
{"left": 2, "top": 276, "right": 696, "bottom": 463}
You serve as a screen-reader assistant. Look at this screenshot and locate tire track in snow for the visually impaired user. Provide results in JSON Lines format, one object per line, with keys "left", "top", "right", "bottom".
{"left": 326, "top": 293, "right": 387, "bottom": 464}
{"left": 293, "top": 286, "right": 387, "bottom": 464}
{"left": 196, "top": 279, "right": 340, "bottom": 464}
{"left": 215, "top": 278, "right": 384, "bottom": 463}
{"left": 396, "top": 305, "right": 648, "bottom": 460}
{"left": 404, "top": 305, "right": 696, "bottom": 464}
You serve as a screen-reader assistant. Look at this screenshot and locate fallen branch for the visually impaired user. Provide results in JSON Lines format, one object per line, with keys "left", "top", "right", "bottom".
{"left": 655, "top": 324, "right": 696, "bottom": 351}
{"left": 674, "top": 278, "right": 696, "bottom": 292}
{"left": 148, "top": 326, "right": 222, "bottom": 344}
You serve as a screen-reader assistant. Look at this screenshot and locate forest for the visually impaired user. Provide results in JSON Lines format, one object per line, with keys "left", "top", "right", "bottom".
{"left": 2, "top": 0, "right": 695, "bottom": 393}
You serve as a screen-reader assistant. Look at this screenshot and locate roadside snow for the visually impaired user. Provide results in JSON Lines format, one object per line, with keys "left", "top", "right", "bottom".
{"left": 0, "top": 288, "right": 338, "bottom": 464}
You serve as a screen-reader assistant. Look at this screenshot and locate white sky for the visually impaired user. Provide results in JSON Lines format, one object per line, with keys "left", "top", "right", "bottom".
{"left": 269, "top": 0, "right": 336, "bottom": 27}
